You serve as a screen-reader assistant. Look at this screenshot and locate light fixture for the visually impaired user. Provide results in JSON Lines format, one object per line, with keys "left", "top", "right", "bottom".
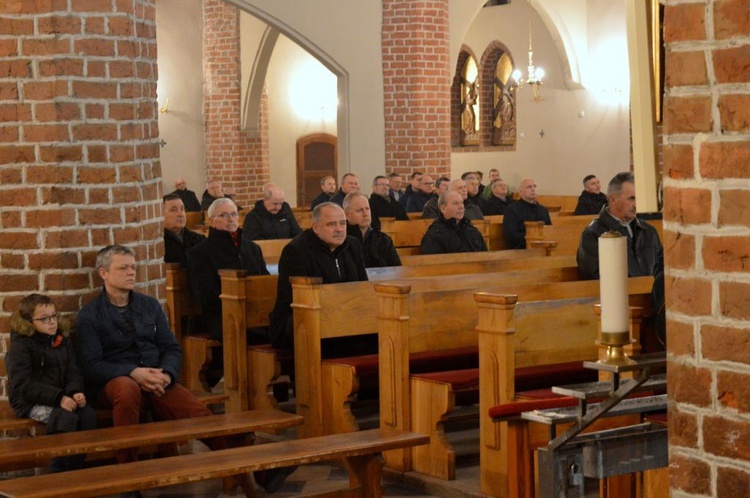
{"left": 511, "top": 22, "right": 545, "bottom": 103}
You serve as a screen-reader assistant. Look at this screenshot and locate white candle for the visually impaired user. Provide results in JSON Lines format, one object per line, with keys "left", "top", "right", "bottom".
{"left": 599, "top": 232, "right": 629, "bottom": 333}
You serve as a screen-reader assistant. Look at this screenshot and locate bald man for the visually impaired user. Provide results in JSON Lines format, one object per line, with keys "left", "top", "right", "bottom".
{"left": 502, "top": 178, "right": 552, "bottom": 249}
{"left": 169, "top": 178, "right": 202, "bottom": 212}
{"left": 242, "top": 183, "right": 302, "bottom": 242}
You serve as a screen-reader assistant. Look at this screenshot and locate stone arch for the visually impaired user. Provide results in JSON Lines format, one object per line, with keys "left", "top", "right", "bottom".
{"left": 221, "top": 0, "right": 351, "bottom": 170}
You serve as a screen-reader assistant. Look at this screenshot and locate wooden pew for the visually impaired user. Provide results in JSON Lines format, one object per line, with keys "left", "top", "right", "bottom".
{"left": 0, "top": 410, "right": 301, "bottom": 472}
{"left": 185, "top": 211, "right": 203, "bottom": 230}
{"left": 291, "top": 207, "right": 312, "bottom": 229}
{"left": 219, "top": 250, "right": 573, "bottom": 414}
{"left": 476, "top": 281, "right": 654, "bottom": 498}
{"left": 536, "top": 195, "right": 579, "bottom": 213}
{"left": 374, "top": 277, "right": 653, "bottom": 478}
{"left": 0, "top": 428, "right": 427, "bottom": 498}
{"left": 254, "top": 238, "right": 291, "bottom": 265}
{"left": 291, "top": 265, "right": 584, "bottom": 439}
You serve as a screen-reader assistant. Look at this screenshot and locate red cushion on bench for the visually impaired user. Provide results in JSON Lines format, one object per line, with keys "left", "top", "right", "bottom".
{"left": 514, "top": 360, "right": 597, "bottom": 392}
{"left": 411, "top": 368, "right": 479, "bottom": 391}
{"left": 323, "top": 347, "right": 480, "bottom": 392}
{"left": 488, "top": 396, "right": 578, "bottom": 420}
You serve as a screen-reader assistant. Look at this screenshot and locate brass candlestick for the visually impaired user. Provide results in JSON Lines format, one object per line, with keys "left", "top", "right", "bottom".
{"left": 598, "top": 330, "right": 635, "bottom": 366}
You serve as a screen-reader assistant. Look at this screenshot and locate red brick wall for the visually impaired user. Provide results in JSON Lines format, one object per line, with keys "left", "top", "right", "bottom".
{"left": 382, "top": 0, "right": 451, "bottom": 178}
{"left": 0, "top": 0, "right": 162, "bottom": 356}
{"left": 202, "top": 0, "right": 269, "bottom": 210}
{"left": 664, "top": 0, "right": 750, "bottom": 494}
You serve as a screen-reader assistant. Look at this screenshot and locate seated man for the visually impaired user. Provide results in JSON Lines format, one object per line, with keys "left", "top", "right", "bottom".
{"left": 481, "top": 178, "right": 514, "bottom": 216}
{"left": 420, "top": 176, "right": 450, "bottom": 219}
{"left": 502, "top": 177, "right": 552, "bottom": 249}
{"left": 425, "top": 178, "right": 483, "bottom": 220}
{"left": 201, "top": 179, "right": 242, "bottom": 211}
{"left": 577, "top": 171, "right": 663, "bottom": 280}
{"left": 269, "top": 202, "right": 368, "bottom": 352}
{"left": 330, "top": 173, "right": 361, "bottom": 206}
{"left": 387, "top": 172, "right": 405, "bottom": 203}
{"left": 242, "top": 183, "right": 302, "bottom": 241}
{"left": 420, "top": 191, "right": 488, "bottom": 254}
{"left": 168, "top": 178, "right": 202, "bottom": 212}
{"left": 311, "top": 175, "right": 336, "bottom": 210}
{"left": 481, "top": 168, "right": 501, "bottom": 199}
{"left": 574, "top": 174, "right": 609, "bottom": 215}
{"left": 399, "top": 171, "right": 423, "bottom": 208}
{"left": 462, "top": 171, "right": 487, "bottom": 212}
{"left": 75, "top": 245, "right": 288, "bottom": 494}
{"left": 406, "top": 174, "right": 435, "bottom": 213}
{"left": 163, "top": 194, "right": 205, "bottom": 267}
{"left": 187, "top": 198, "right": 269, "bottom": 341}
{"left": 345, "top": 192, "right": 401, "bottom": 268}
{"left": 369, "top": 175, "right": 408, "bottom": 230}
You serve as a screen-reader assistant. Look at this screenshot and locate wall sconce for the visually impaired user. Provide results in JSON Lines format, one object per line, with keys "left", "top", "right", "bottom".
{"left": 159, "top": 98, "right": 170, "bottom": 114}
{"left": 511, "top": 23, "right": 545, "bottom": 103}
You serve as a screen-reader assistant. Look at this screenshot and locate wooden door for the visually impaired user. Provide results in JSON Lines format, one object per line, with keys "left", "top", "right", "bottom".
{"left": 296, "top": 133, "right": 337, "bottom": 207}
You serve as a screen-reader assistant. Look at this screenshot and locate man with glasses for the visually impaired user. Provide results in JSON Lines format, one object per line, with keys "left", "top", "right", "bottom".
{"left": 406, "top": 174, "right": 435, "bottom": 213}
{"left": 369, "top": 175, "right": 408, "bottom": 230}
{"left": 187, "top": 198, "right": 269, "bottom": 342}
{"left": 242, "top": 183, "right": 302, "bottom": 241}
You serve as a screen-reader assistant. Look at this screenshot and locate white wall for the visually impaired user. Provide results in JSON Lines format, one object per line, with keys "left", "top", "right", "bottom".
{"left": 451, "top": 0, "right": 631, "bottom": 195}
{"left": 266, "top": 35, "right": 337, "bottom": 206}
{"left": 155, "top": 0, "right": 206, "bottom": 197}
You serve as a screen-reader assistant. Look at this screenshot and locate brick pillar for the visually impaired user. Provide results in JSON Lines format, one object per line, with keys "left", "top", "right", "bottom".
{"left": 382, "top": 0, "right": 451, "bottom": 178}
{"left": 202, "top": 0, "right": 269, "bottom": 210}
{"left": 663, "top": 0, "right": 750, "bottom": 495}
{"left": 0, "top": 0, "right": 162, "bottom": 348}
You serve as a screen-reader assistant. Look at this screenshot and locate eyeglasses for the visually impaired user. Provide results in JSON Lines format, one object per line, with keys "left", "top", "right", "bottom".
{"left": 216, "top": 212, "right": 239, "bottom": 219}
{"left": 32, "top": 313, "right": 58, "bottom": 324}
{"left": 374, "top": 183, "right": 389, "bottom": 188}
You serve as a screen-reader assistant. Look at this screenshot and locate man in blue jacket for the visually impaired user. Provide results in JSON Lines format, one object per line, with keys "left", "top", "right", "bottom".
{"left": 75, "top": 245, "right": 291, "bottom": 494}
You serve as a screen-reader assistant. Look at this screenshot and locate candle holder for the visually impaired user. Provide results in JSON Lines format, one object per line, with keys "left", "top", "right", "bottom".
{"left": 597, "top": 331, "right": 636, "bottom": 366}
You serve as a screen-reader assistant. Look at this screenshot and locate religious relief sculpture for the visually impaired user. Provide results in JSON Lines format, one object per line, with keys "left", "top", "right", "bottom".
{"left": 492, "top": 53, "right": 517, "bottom": 147}
{"left": 460, "top": 56, "right": 479, "bottom": 146}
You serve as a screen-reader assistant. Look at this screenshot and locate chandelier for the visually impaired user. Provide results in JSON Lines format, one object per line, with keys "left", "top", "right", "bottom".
{"left": 511, "top": 22, "right": 545, "bottom": 102}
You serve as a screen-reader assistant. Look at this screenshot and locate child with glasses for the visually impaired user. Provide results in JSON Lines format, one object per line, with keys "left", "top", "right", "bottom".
{"left": 6, "top": 293, "right": 97, "bottom": 472}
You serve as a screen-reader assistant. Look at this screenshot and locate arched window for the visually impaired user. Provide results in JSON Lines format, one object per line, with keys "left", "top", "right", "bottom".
{"left": 480, "top": 41, "right": 517, "bottom": 150}
{"left": 460, "top": 55, "right": 479, "bottom": 146}
{"left": 492, "top": 52, "right": 516, "bottom": 146}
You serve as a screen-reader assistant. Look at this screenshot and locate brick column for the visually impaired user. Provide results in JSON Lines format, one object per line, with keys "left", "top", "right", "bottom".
{"left": 663, "top": 0, "right": 750, "bottom": 495}
{"left": 202, "top": 0, "right": 268, "bottom": 210}
{"left": 382, "top": 0, "right": 451, "bottom": 178}
{"left": 0, "top": 0, "right": 162, "bottom": 348}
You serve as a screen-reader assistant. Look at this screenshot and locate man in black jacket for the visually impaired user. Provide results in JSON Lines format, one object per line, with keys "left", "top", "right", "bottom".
{"left": 310, "top": 175, "right": 336, "bottom": 210}
{"left": 200, "top": 179, "right": 242, "bottom": 211}
{"left": 345, "top": 192, "right": 401, "bottom": 268}
{"left": 574, "top": 174, "right": 608, "bottom": 215}
{"left": 168, "top": 178, "right": 202, "bottom": 212}
{"left": 163, "top": 194, "right": 205, "bottom": 267}
{"left": 187, "top": 198, "right": 269, "bottom": 341}
{"left": 420, "top": 191, "right": 487, "bottom": 254}
{"left": 330, "top": 173, "right": 361, "bottom": 206}
{"left": 503, "top": 178, "right": 552, "bottom": 249}
{"left": 406, "top": 174, "right": 435, "bottom": 213}
{"left": 369, "top": 175, "right": 408, "bottom": 229}
{"left": 482, "top": 179, "right": 514, "bottom": 216}
{"left": 269, "top": 202, "right": 368, "bottom": 351}
{"left": 242, "top": 184, "right": 302, "bottom": 241}
{"left": 577, "top": 171, "right": 663, "bottom": 280}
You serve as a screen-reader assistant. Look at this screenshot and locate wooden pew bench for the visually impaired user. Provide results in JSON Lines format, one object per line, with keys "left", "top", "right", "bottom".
{"left": 0, "top": 410, "right": 302, "bottom": 473}
{"left": 372, "top": 277, "right": 654, "bottom": 481}
{"left": 0, "top": 428, "right": 428, "bottom": 498}
{"left": 220, "top": 252, "right": 578, "bottom": 415}
{"left": 291, "top": 265, "right": 583, "bottom": 439}
{"left": 475, "top": 286, "right": 653, "bottom": 498}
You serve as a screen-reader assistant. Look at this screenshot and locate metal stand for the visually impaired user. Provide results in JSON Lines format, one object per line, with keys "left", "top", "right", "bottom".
{"left": 527, "top": 353, "right": 667, "bottom": 497}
